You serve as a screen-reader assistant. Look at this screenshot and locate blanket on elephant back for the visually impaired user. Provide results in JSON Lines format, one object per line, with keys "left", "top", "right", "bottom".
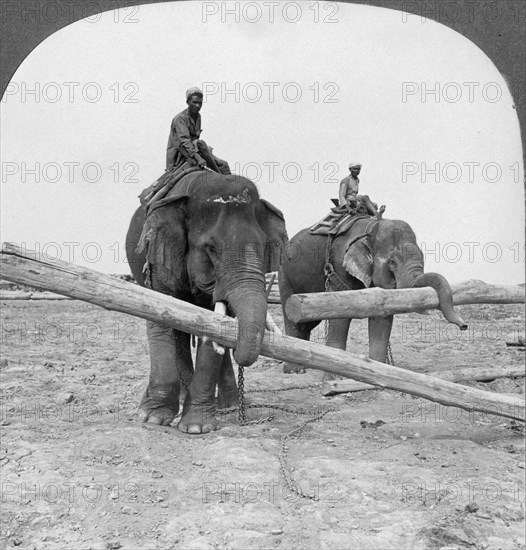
{"left": 309, "top": 207, "right": 372, "bottom": 237}
{"left": 138, "top": 162, "right": 207, "bottom": 215}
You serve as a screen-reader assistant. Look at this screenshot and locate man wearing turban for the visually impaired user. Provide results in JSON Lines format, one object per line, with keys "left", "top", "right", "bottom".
{"left": 166, "top": 87, "right": 231, "bottom": 174}
{"left": 338, "top": 162, "right": 381, "bottom": 217}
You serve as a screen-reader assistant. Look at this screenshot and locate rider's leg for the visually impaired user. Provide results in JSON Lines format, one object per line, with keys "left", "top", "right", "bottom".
{"left": 196, "top": 140, "right": 221, "bottom": 173}
{"left": 360, "top": 195, "right": 379, "bottom": 216}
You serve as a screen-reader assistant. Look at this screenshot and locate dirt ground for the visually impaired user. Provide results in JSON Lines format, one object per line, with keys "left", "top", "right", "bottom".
{"left": 0, "top": 296, "right": 524, "bottom": 550}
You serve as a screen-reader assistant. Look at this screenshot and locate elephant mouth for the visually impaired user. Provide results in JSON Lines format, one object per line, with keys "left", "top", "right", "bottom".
{"left": 209, "top": 299, "right": 279, "bottom": 359}
{"left": 194, "top": 275, "right": 216, "bottom": 294}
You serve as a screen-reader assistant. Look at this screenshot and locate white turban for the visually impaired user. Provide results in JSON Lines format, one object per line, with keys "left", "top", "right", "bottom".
{"left": 186, "top": 87, "right": 203, "bottom": 100}
{"left": 349, "top": 162, "right": 362, "bottom": 169}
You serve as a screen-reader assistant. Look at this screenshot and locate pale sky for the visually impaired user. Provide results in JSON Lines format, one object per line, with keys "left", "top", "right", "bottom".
{"left": 1, "top": 1, "right": 524, "bottom": 284}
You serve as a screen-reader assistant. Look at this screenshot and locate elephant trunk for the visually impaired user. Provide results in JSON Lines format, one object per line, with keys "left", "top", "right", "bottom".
{"left": 412, "top": 272, "right": 467, "bottom": 330}
{"left": 213, "top": 240, "right": 267, "bottom": 365}
{"left": 227, "top": 287, "right": 268, "bottom": 366}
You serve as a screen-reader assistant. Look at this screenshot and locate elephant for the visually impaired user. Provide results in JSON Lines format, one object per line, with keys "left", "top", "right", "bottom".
{"left": 125, "top": 171, "right": 288, "bottom": 433}
{"left": 279, "top": 216, "right": 467, "bottom": 374}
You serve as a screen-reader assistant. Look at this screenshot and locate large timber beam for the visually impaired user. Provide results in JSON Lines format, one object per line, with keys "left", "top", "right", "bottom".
{"left": 322, "top": 365, "right": 526, "bottom": 396}
{"left": 286, "top": 280, "right": 525, "bottom": 323}
{"left": 1, "top": 243, "right": 524, "bottom": 422}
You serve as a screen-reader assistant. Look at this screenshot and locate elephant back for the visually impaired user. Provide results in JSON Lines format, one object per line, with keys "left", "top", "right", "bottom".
{"left": 146, "top": 170, "right": 206, "bottom": 214}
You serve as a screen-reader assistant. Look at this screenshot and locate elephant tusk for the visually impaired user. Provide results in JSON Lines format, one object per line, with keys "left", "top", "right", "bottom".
{"left": 265, "top": 311, "right": 283, "bottom": 334}
{"left": 207, "top": 301, "right": 227, "bottom": 355}
{"left": 212, "top": 341, "right": 225, "bottom": 355}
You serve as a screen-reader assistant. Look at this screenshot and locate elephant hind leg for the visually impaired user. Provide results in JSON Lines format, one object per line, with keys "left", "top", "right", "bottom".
{"left": 368, "top": 316, "right": 394, "bottom": 363}
{"left": 279, "top": 265, "right": 321, "bottom": 373}
{"left": 282, "top": 320, "right": 320, "bottom": 374}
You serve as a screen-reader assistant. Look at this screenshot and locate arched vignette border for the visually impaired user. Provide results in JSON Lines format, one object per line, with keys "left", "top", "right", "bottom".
{"left": 0, "top": 0, "right": 524, "bottom": 162}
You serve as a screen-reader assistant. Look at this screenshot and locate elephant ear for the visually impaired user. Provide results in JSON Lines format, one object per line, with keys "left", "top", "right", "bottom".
{"left": 343, "top": 236, "right": 373, "bottom": 288}
{"left": 256, "top": 199, "right": 289, "bottom": 272}
{"left": 136, "top": 202, "right": 187, "bottom": 285}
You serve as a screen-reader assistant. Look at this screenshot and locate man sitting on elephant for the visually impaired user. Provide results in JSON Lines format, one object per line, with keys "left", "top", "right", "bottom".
{"left": 166, "top": 87, "right": 231, "bottom": 175}
{"left": 338, "top": 162, "right": 382, "bottom": 217}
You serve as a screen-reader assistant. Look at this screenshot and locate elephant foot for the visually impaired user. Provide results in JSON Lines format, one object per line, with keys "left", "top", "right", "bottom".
{"left": 178, "top": 402, "right": 219, "bottom": 434}
{"left": 138, "top": 384, "right": 179, "bottom": 426}
{"left": 283, "top": 362, "right": 306, "bottom": 374}
{"left": 217, "top": 387, "right": 239, "bottom": 410}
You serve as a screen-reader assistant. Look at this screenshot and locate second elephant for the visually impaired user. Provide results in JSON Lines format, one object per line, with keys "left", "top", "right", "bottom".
{"left": 279, "top": 216, "right": 466, "bottom": 373}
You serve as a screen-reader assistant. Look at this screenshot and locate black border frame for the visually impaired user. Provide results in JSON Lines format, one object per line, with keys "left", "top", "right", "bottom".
{"left": 1, "top": 0, "right": 524, "bottom": 163}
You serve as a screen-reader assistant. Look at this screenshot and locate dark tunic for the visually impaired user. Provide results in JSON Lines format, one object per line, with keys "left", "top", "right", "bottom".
{"left": 166, "top": 108, "right": 202, "bottom": 169}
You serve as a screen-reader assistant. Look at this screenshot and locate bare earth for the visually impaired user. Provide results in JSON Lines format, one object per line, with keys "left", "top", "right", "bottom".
{"left": 1, "top": 298, "right": 524, "bottom": 550}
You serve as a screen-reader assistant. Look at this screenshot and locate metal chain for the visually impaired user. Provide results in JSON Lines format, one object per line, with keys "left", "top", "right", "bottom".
{"left": 234, "top": 366, "right": 340, "bottom": 501}
{"left": 235, "top": 366, "right": 321, "bottom": 425}
{"left": 237, "top": 364, "right": 247, "bottom": 425}
{"left": 236, "top": 365, "right": 280, "bottom": 425}
{"left": 278, "top": 407, "right": 336, "bottom": 501}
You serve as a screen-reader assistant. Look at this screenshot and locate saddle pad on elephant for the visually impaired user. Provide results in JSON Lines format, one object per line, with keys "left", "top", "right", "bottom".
{"left": 309, "top": 212, "right": 371, "bottom": 237}
{"left": 145, "top": 170, "right": 207, "bottom": 215}
{"left": 139, "top": 163, "right": 207, "bottom": 215}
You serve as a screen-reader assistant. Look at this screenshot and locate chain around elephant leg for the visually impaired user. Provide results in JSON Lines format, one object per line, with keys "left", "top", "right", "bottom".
{"left": 217, "top": 351, "right": 238, "bottom": 410}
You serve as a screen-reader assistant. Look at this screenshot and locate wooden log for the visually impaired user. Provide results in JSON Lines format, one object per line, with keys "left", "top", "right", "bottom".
{"left": 286, "top": 280, "right": 525, "bottom": 323}
{"left": 322, "top": 365, "right": 526, "bottom": 396}
{"left": 0, "top": 291, "right": 73, "bottom": 300}
{"left": 265, "top": 272, "right": 277, "bottom": 300}
{"left": 1, "top": 243, "right": 524, "bottom": 422}
{"left": 265, "top": 273, "right": 280, "bottom": 303}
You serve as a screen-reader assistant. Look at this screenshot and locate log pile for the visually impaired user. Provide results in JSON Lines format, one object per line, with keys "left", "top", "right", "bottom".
{"left": 1, "top": 243, "right": 524, "bottom": 422}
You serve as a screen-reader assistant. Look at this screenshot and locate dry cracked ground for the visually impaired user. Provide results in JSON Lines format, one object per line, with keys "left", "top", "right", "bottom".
{"left": 0, "top": 297, "right": 524, "bottom": 550}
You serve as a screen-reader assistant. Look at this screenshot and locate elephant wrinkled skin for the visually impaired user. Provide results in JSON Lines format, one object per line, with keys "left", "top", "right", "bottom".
{"left": 126, "top": 172, "right": 288, "bottom": 433}
{"left": 279, "top": 217, "right": 466, "bottom": 374}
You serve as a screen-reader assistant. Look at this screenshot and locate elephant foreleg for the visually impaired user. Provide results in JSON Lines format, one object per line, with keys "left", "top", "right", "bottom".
{"left": 178, "top": 340, "right": 222, "bottom": 434}
{"left": 368, "top": 315, "right": 394, "bottom": 363}
{"left": 323, "top": 318, "right": 351, "bottom": 381}
{"left": 140, "top": 322, "right": 193, "bottom": 426}
{"left": 326, "top": 318, "right": 351, "bottom": 350}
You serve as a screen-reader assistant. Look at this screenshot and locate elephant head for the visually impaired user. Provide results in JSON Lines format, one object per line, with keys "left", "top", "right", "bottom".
{"left": 343, "top": 219, "right": 467, "bottom": 329}
{"left": 136, "top": 173, "right": 288, "bottom": 365}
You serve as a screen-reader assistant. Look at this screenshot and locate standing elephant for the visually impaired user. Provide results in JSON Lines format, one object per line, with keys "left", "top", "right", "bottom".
{"left": 126, "top": 172, "right": 288, "bottom": 433}
{"left": 279, "top": 216, "right": 466, "bottom": 373}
